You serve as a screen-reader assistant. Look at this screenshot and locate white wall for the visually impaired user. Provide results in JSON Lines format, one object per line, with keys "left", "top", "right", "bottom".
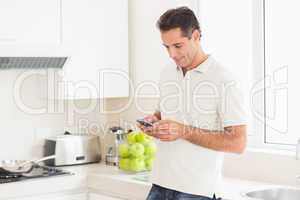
{"left": 223, "top": 150, "right": 300, "bottom": 186}
{"left": 129, "top": 0, "right": 199, "bottom": 86}
{"left": 0, "top": 69, "right": 112, "bottom": 160}
{"left": 0, "top": 70, "right": 64, "bottom": 159}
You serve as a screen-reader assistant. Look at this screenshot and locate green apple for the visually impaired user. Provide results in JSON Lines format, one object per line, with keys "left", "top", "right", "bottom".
{"left": 119, "top": 158, "right": 130, "bottom": 171}
{"left": 127, "top": 132, "right": 137, "bottom": 144}
{"left": 135, "top": 132, "right": 147, "bottom": 143}
{"left": 145, "top": 157, "right": 154, "bottom": 171}
{"left": 118, "top": 143, "right": 130, "bottom": 158}
{"left": 144, "top": 141, "right": 157, "bottom": 157}
{"left": 135, "top": 154, "right": 145, "bottom": 160}
{"left": 129, "top": 143, "right": 145, "bottom": 158}
{"left": 129, "top": 158, "right": 145, "bottom": 172}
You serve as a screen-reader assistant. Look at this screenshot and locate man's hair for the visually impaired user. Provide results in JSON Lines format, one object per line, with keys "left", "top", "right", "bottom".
{"left": 156, "top": 6, "right": 201, "bottom": 39}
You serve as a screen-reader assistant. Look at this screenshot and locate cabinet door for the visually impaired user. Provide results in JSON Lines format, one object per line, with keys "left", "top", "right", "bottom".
{"left": 14, "top": 192, "right": 87, "bottom": 200}
{"left": 89, "top": 193, "right": 124, "bottom": 200}
{"left": 61, "top": 0, "right": 129, "bottom": 99}
{"left": 0, "top": 0, "right": 60, "bottom": 45}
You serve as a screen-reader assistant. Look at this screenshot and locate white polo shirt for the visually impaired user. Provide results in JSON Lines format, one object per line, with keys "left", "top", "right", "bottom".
{"left": 150, "top": 55, "right": 247, "bottom": 197}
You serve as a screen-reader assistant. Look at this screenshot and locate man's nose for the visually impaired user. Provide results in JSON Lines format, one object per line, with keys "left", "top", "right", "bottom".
{"left": 168, "top": 48, "right": 177, "bottom": 59}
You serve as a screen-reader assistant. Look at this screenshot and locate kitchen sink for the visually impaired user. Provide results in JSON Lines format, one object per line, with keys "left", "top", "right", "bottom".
{"left": 242, "top": 187, "right": 300, "bottom": 200}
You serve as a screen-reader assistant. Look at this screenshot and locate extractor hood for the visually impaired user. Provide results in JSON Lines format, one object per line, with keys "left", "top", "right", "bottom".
{"left": 0, "top": 57, "right": 67, "bottom": 69}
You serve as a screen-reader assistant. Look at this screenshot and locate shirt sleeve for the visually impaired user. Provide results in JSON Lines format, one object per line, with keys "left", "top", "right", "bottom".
{"left": 218, "top": 80, "right": 247, "bottom": 128}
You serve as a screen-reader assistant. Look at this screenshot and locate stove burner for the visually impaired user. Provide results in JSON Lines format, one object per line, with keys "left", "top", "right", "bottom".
{"left": 0, "top": 173, "right": 20, "bottom": 179}
{"left": 0, "top": 164, "right": 71, "bottom": 184}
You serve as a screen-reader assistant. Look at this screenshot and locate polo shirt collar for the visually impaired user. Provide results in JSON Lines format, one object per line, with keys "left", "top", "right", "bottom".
{"left": 176, "top": 55, "right": 214, "bottom": 74}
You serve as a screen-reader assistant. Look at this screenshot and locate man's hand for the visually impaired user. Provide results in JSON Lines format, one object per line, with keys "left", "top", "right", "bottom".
{"left": 151, "top": 120, "right": 186, "bottom": 141}
{"left": 137, "top": 114, "right": 160, "bottom": 135}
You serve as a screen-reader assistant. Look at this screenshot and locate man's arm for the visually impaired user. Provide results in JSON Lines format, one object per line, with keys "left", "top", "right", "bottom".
{"left": 151, "top": 120, "right": 247, "bottom": 154}
{"left": 183, "top": 125, "right": 247, "bottom": 154}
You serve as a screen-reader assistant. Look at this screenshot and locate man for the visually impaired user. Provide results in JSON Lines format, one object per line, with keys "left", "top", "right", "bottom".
{"left": 138, "top": 7, "right": 247, "bottom": 200}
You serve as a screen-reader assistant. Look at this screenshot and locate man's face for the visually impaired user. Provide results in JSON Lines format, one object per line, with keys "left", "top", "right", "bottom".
{"left": 161, "top": 27, "right": 199, "bottom": 68}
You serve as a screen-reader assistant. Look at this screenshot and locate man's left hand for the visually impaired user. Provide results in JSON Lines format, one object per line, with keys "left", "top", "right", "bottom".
{"left": 152, "top": 120, "right": 186, "bottom": 141}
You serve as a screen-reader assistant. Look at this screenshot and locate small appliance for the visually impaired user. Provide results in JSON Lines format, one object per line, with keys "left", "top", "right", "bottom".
{"left": 44, "top": 131, "right": 101, "bottom": 166}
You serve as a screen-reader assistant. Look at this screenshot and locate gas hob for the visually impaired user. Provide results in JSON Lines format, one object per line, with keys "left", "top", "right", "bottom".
{"left": 0, "top": 164, "right": 72, "bottom": 184}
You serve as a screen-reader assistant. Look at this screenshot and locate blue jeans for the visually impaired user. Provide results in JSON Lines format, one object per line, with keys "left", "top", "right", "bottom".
{"left": 146, "top": 184, "right": 222, "bottom": 200}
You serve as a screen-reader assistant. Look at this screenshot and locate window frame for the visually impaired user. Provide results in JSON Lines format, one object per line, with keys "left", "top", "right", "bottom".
{"left": 248, "top": 0, "right": 294, "bottom": 151}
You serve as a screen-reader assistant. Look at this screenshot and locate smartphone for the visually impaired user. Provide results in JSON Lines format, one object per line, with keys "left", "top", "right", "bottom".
{"left": 136, "top": 119, "right": 153, "bottom": 127}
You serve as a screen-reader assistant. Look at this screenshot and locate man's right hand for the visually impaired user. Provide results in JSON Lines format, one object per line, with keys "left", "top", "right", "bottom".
{"left": 137, "top": 114, "right": 160, "bottom": 135}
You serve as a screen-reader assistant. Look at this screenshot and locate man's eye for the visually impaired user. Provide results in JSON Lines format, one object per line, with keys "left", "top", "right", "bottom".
{"left": 175, "top": 45, "right": 181, "bottom": 48}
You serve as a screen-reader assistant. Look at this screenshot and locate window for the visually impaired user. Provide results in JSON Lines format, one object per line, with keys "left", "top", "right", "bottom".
{"left": 264, "top": 0, "right": 299, "bottom": 146}
{"left": 197, "top": 0, "right": 299, "bottom": 149}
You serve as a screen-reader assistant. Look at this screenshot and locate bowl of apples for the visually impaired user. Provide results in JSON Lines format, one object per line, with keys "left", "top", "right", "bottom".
{"left": 118, "top": 131, "right": 157, "bottom": 173}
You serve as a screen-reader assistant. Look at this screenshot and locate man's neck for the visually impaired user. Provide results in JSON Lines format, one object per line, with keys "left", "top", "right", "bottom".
{"left": 182, "top": 51, "right": 208, "bottom": 75}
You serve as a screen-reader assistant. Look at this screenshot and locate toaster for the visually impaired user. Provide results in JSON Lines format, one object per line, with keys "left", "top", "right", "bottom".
{"left": 44, "top": 132, "right": 101, "bottom": 166}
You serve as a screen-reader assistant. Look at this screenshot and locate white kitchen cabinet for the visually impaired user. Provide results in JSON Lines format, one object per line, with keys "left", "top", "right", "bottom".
{"left": 0, "top": 0, "right": 129, "bottom": 99}
{"left": 88, "top": 193, "right": 124, "bottom": 200}
{"left": 61, "top": 0, "right": 129, "bottom": 99}
{"left": 0, "top": 0, "right": 60, "bottom": 45}
{"left": 13, "top": 192, "right": 87, "bottom": 200}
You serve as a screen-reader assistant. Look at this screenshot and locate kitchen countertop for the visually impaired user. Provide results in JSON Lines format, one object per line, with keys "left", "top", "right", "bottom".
{"left": 0, "top": 162, "right": 297, "bottom": 200}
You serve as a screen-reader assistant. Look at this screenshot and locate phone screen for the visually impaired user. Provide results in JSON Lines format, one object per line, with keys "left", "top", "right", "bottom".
{"left": 137, "top": 119, "right": 153, "bottom": 127}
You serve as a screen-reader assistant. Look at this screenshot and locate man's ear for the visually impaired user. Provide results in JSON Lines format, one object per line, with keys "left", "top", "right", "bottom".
{"left": 192, "top": 30, "right": 200, "bottom": 41}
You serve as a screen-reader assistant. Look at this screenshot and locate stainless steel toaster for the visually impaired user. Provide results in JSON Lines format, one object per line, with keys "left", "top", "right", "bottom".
{"left": 43, "top": 132, "right": 101, "bottom": 166}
